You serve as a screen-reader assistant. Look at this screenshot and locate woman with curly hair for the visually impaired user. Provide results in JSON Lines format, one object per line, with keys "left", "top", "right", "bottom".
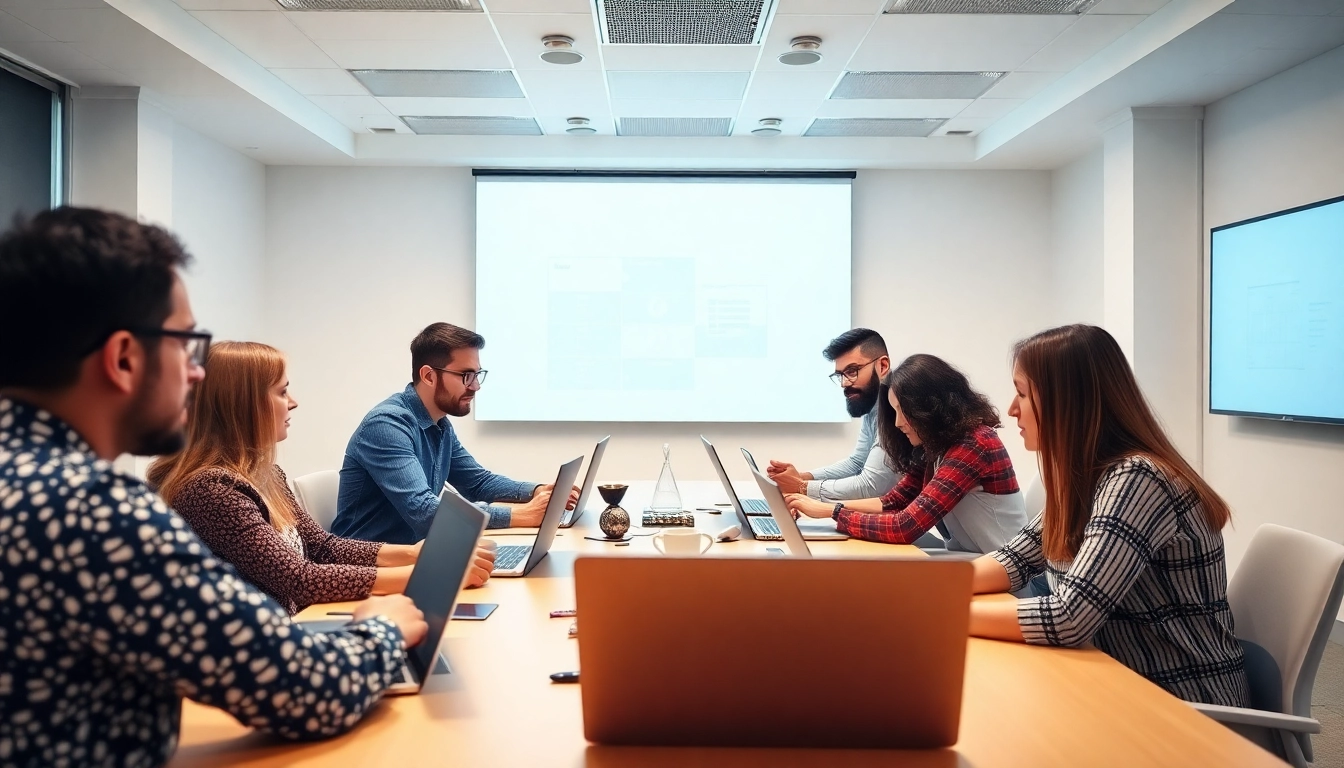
{"left": 787, "top": 354, "right": 1027, "bottom": 553}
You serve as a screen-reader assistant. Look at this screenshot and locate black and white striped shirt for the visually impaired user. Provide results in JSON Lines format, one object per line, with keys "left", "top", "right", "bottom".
{"left": 991, "top": 457, "right": 1250, "bottom": 707}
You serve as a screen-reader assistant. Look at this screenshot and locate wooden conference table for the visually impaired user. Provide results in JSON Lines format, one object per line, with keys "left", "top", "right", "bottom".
{"left": 172, "top": 480, "right": 1283, "bottom": 768}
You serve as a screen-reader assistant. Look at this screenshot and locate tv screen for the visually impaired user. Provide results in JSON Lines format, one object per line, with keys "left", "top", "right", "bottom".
{"left": 1209, "top": 194, "right": 1344, "bottom": 425}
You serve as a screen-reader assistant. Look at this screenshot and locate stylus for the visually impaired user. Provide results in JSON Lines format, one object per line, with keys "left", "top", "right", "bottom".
{"left": 549, "top": 671, "right": 580, "bottom": 683}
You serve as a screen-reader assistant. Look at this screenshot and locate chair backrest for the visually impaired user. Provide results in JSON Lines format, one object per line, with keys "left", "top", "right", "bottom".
{"left": 292, "top": 470, "right": 341, "bottom": 532}
{"left": 1227, "top": 523, "right": 1344, "bottom": 719}
{"left": 1024, "top": 475, "right": 1046, "bottom": 518}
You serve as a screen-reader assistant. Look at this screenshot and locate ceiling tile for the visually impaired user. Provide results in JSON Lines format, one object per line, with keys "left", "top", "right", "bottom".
{"left": 775, "top": 0, "right": 885, "bottom": 13}
{"left": 377, "top": 95, "right": 533, "bottom": 116}
{"left": 610, "top": 98, "right": 741, "bottom": 118}
{"left": 307, "top": 93, "right": 395, "bottom": 129}
{"left": 314, "top": 39, "right": 512, "bottom": 69}
{"left": 482, "top": 0, "right": 592, "bottom": 12}
{"left": 745, "top": 70, "right": 843, "bottom": 100}
{"left": 2, "top": 7, "right": 145, "bottom": 42}
{"left": 933, "top": 116, "right": 994, "bottom": 135}
{"left": 757, "top": 14, "right": 877, "bottom": 72}
{"left": 813, "top": 98, "right": 969, "bottom": 118}
{"left": 1017, "top": 14, "right": 1144, "bottom": 72}
{"left": 956, "top": 97, "right": 1025, "bottom": 118}
{"left": 535, "top": 115, "right": 615, "bottom": 135}
{"left": 981, "top": 70, "right": 1063, "bottom": 99}
{"left": 599, "top": 44, "right": 761, "bottom": 71}
{"left": 1087, "top": 0, "right": 1169, "bottom": 11}
{"left": 0, "top": 0, "right": 105, "bottom": 10}
{"left": 192, "top": 11, "right": 337, "bottom": 68}
{"left": 607, "top": 71, "right": 751, "bottom": 100}
{"left": 490, "top": 12, "right": 602, "bottom": 70}
{"left": 1219, "top": 0, "right": 1341, "bottom": 13}
{"left": 284, "top": 10, "right": 497, "bottom": 41}
{"left": 848, "top": 15, "right": 1077, "bottom": 71}
{"left": 514, "top": 68, "right": 608, "bottom": 111}
{"left": 270, "top": 67, "right": 369, "bottom": 95}
{"left": 72, "top": 31, "right": 203, "bottom": 71}
{"left": 737, "top": 99, "right": 820, "bottom": 128}
{"left": 124, "top": 65, "right": 252, "bottom": 98}
{"left": 0, "top": 10, "right": 49, "bottom": 42}
{"left": 0, "top": 39, "right": 106, "bottom": 72}
{"left": 173, "top": 0, "right": 279, "bottom": 8}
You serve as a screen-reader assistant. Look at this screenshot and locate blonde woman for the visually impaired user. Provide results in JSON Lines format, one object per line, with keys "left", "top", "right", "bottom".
{"left": 150, "top": 341, "right": 495, "bottom": 614}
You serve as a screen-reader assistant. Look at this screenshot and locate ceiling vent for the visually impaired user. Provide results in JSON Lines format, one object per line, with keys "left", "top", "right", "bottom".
{"left": 350, "top": 70, "right": 523, "bottom": 98}
{"left": 597, "top": 0, "right": 776, "bottom": 45}
{"left": 832, "top": 71, "right": 1005, "bottom": 100}
{"left": 945, "top": 129, "right": 974, "bottom": 136}
{"left": 804, "top": 118, "right": 946, "bottom": 137}
{"left": 277, "top": 0, "right": 481, "bottom": 9}
{"left": 617, "top": 117, "right": 733, "bottom": 137}
{"left": 884, "top": 0, "right": 1099, "bottom": 12}
{"left": 402, "top": 116, "right": 542, "bottom": 136}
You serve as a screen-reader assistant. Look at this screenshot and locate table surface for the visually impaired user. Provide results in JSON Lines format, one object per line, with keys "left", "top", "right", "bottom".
{"left": 171, "top": 481, "right": 1284, "bottom": 768}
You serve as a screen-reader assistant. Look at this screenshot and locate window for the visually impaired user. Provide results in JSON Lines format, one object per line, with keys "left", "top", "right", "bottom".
{"left": 0, "top": 56, "right": 65, "bottom": 223}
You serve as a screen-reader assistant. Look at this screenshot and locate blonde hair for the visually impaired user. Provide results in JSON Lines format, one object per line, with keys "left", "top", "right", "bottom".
{"left": 149, "top": 341, "right": 296, "bottom": 531}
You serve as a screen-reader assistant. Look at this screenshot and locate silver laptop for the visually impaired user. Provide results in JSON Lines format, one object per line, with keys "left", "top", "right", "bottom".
{"left": 699, "top": 435, "right": 771, "bottom": 515}
{"left": 559, "top": 436, "right": 609, "bottom": 528}
{"left": 700, "top": 436, "right": 846, "bottom": 542}
{"left": 300, "top": 489, "right": 487, "bottom": 695}
{"left": 748, "top": 465, "right": 814, "bottom": 557}
{"left": 492, "top": 455, "right": 583, "bottom": 577}
{"left": 740, "top": 445, "right": 848, "bottom": 541}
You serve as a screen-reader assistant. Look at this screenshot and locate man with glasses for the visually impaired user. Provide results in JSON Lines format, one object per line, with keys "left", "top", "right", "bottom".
{"left": 767, "top": 328, "right": 899, "bottom": 502}
{"left": 333, "top": 322, "right": 573, "bottom": 545}
{"left": 0, "top": 207, "right": 425, "bottom": 765}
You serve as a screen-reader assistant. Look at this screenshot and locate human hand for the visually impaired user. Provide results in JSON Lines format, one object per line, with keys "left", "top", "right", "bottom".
{"left": 353, "top": 594, "right": 427, "bottom": 647}
{"left": 785, "top": 493, "right": 831, "bottom": 519}
{"left": 512, "top": 487, "right": 553, "bottom": 527}
{"left": 465, "top": 543, "right": 497, "bottom": 588}
{"left": 767, "top": 461, "right": 809, "bottom": 494}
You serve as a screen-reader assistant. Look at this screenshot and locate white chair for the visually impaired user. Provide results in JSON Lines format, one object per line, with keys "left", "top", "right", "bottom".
{"left": 1024, "top": 475, "right": 1046, "bottom": 518}
{"left": 1189, "top": 523, "right": 1344, "bottom": 767}
{"left": 292, "top": 470, "right": 341, "bottom": 533}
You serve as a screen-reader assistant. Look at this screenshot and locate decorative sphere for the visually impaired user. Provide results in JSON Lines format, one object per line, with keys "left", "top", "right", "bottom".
{"left": 599, "top": 504, "right": 630, "bottom": 538}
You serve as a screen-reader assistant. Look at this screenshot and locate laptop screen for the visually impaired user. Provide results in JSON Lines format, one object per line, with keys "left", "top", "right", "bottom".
{"left": 521, "top": 455, "right": 584, "bottom": 574}
{"left": 573, "top": 437, "right": 609, "bottom": 513}
{"left": 403, "top": 492, "right": 487, "bottom": 680}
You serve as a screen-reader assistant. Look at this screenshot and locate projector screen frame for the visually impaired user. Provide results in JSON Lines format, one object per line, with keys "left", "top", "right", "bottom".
{"left": 1208, "top": 191, "right": 1344, "bottom": 426}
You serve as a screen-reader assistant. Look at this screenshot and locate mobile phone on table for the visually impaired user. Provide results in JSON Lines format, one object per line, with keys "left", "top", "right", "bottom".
{"left": 452, "top": 603, "right": 498, "bottom": 621}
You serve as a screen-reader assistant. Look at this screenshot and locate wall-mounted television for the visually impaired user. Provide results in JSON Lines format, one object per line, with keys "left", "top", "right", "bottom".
{"left": 1210, "top": 194, "right": 1344, "bottom": 425}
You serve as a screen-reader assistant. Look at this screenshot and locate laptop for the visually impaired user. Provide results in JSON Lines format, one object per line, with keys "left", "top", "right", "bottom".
{"left": 699, "top": 436, "right": 771, "bottom": 515}
{"left": 299, "top": 489, "right": 487, "bottom": 696}
{"left": 575, "top": 556, "right": 972, "bottom": 748}
{"left": 700, "top": 436, "right": 847, "bottom": 542}
{"left": 748, "top": 465, "right": 814, "bottom": 557}
{"left": 559, "top": 436, "right": 610, "bottom": 528}
{"left": 491, "top": 455, "right": 583, "bottom": 577}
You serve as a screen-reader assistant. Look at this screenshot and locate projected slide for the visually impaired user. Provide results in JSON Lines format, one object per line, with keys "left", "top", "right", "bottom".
{"left": 474, "top": 176, "right": 852, "bottom": 422}
{"left": 1210, "top": 196, "right": 1344, "bottom": 422}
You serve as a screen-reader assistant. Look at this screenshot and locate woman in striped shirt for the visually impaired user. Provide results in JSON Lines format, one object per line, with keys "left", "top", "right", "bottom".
{"left": 971, "top": 324, "right": 1250, "bottom": 707}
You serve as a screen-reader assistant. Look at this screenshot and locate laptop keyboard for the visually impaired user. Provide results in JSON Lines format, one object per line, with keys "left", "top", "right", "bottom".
{"left": 742, "top": 498, "right": 770, "bottom": 514}
{"left": 493, "top": 544, "right": 530, "bottom": 572}
{"left": 749, "top": 516, "right": 782, "bottom": 540}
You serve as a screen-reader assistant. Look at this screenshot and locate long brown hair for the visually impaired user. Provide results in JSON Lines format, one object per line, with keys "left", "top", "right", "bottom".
{"left": 877, "top": 354, "right": 1001, "bottom": 473}
{"left": 148, "top": 341, "right": 295, "bottom": 531}
{"left": 1014, "top": 325, "right": 1229, "bottom": 561}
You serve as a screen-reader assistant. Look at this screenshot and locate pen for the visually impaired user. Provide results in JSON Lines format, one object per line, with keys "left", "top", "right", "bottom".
{"left": 326, "top": 611, "right": 354, "bottom": 616}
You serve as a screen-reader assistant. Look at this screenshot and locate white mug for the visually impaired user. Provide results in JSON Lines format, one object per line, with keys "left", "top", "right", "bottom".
{"left": 652, "top": 529, "right": 713, "bottom": 556}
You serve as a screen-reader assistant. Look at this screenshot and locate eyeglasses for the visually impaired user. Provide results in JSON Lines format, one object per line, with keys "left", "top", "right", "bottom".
{"left": 132, "top": 328, "right": 213, "bottom": 368}
{"left": 430, "top": 366, "right": 488, "bottom": 388}
{"left": 828, "top": 358, "right": 879, "bottom": 386}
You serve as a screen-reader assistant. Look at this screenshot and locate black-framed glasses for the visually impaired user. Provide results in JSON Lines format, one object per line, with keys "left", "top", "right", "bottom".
{"left": 431, "top": 366, "right": 488, "bottom": 388}
{"left": 131, "top": 328, "right": 212, "bottom": 367}
{"left": 828, "top": 358, "right": 878, "bottom": 386}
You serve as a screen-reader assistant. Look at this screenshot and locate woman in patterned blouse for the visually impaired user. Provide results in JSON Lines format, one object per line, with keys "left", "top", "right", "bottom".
{"left": 971, "top": 324, "right": 1249, "bottom": 707}
{"left": 149, "top": 341, "right": 494, "bottom": 614}
{"left": 787, "top": 354, "right": 1028, "bottom": 554}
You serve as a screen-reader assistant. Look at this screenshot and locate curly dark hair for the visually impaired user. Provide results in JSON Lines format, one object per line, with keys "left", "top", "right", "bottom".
{"left": 877, "top": 354, "right": 1001, "bottom": 473}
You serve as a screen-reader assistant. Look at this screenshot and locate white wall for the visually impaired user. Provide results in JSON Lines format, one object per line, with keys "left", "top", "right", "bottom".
{"left": 1201, "top": 44, "right": 1344, "bottom": 613}
{"left": 265, "top": 167, "right": 1053, "bottom": 489}
{"left": 1050, "top": 148, "right": 1104, "bottom": 326}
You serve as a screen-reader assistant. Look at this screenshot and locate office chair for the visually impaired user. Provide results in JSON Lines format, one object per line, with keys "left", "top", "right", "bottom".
{"left": 293, "top": 469, "right": 341, "bottom": 532}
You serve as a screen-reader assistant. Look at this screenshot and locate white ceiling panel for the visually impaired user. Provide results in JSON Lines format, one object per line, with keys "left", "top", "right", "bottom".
{"left": 307, "top": 93, "right": 395, "bottom": 130}
{"left": 314, "top": 39, "right": 512, "bottom": 69}
{"left": 514, "top": 69, "right": 608, "bottom": 111}
{"left": 126, "top": 64, "right": 256, "bottom": 97}
{"left": 3, "top": 7, "right": 151, "bottom": 42}
{"left": 172, "top": 0, "right": 280, "bottom": 9}
{"left": 776, "top": 0, "right": 885, "bottom": 13}
{"left": 63, "top": 68, "right": 138, "bottom": 87}
{"left": 0, "top": 10, "right": 50, "bottom": 42}
{"left": 1018, "top": 14, "right": 1145, "bottom": 72}
{"left": 757, "top": 14, "right": 876, "bottom": 72}
{"left": 72, "top": 30, "right": 203, "bottom": 70}
{"left": 934, "top": 116, "right": 994, "bottom": 135}
{"left": 192, "top": 11, "right": 337, "bottom": 68}
{"left": 481, "top": 0, "right": 592, "bottom": 11}
{"left": 956, "top": 97, "right": 1025, "bottom": 118}
{"left": 814, "top": 98, "right": 969, "bottom": 118}
{"left": 0, "top": 0, "right": 106, "bottom": 10}
{"left": 981, "top": 70, "right": 1064, "bottom": 99}
{"left": 848, "top": 15, "right": 1078, "bottom": 71}
{"left": 599, "top": 44, "right": 761, "bottom": 71}
{"left": 1220, "top": 0, "right": 1342, "bottom": 14}
{"left": 737, "top": 97, "right": 821, "bottom": 118}
{"left": 376, "top": 95, "right": 533, "bottom": 116}
{"left": 284, "top": 10, "right": 496, "bottom": 41}
{"left": 490, "top": 12, "right": 602, "bottom": 70}
{"left": 607, "top": 70, "right": 750, "bottom": 100}
{"left": 1088, "top": 0, "right": 1169, "bottom": 11}
{"left": 745, "top": 69, "right": 843, "bottom": 100}
{"left": 535, "top": 114, "right": 615, "bottom": 135}
{"left": 0, "top": 39, "right": 106, "bottom": 72}
{"left": 610, "top": 98, "right": 740, "bottom": 118}
{"left": 270, "top": 66, "right": 368, "bottom": 95}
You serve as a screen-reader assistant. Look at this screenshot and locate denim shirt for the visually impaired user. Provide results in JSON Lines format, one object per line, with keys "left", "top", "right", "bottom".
{"left": 805, "top": 405, "right": 900, "bottom": 501}
{"left": 332, "top": 384, "right": 536, "bottom": 544}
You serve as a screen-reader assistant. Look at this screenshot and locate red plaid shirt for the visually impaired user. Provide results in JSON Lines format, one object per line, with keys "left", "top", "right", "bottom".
{"left": 835, "top": 424, "right": 1019, "bottom": 544}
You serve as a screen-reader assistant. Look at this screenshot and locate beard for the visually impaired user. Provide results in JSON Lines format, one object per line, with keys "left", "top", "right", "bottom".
{"left": 123, "top": 357, "right": 188, "bottom": 456}
{"left": 843, "top": 375, "right": 880, "bottom": 418}
{"left": 433, "top": 376, "right": 473, "bottom": 418}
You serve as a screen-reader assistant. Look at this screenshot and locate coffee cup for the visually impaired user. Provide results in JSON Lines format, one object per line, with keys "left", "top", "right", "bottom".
{"left": 652, "top": 529, "right": 713, "bottom": 556}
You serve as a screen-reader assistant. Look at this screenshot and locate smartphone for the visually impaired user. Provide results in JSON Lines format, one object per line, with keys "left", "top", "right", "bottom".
{"left": 452, "top": 603, "right": 498, "bottom": 621}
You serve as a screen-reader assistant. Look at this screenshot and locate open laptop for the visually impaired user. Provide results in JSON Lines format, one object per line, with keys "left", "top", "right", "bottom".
{"left": 576, "top": 556, "right": 972, "bottom": 748}
{"left": 700, "top": 436, "right": 771, "bottom": 515}
{"left": 300, "top": 489, "right": 487, "bottom": 696}
{"left": 748, "top": 465, "right": 814, "bottom": 557}
{"left": 559, "top": 436, "right": 609, "bottom": 528}
{"left": 701, "top": 436, "right": 846, "bottom": 542}
{"left": 492, "top": 455, "right": 583, "bottom": 577}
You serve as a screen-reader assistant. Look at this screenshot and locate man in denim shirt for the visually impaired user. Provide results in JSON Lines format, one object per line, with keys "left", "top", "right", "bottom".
{"left": 333, "top": 323, "right": 574, "bottom": 545}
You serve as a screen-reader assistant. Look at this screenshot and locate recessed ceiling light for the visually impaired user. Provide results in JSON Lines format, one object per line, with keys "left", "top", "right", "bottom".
{"left": 751, "top": 118, "right": 782, "bottom": 137}
{"left": 778, "top": 36, "right": 823, "bottom": 66}
{"left": 368, "top": 127, "right": 398, "bottom": 134}
{"left": 540, "top": 35, "right": 584, "bottom": 65}
{"left": 565, "top": 117, "right": 597, "bottom": 134}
